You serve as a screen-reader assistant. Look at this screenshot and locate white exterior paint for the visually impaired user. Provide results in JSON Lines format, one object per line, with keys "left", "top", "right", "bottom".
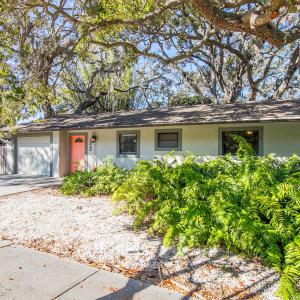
{"left": 17, "top": 135, "right": 51, "bottom": 176}
{"left": 68, "top": 121, "right": 300, "bottom": 170}
{"left": 52, "top": 131, "right": 60, "bottom": 177}
{"left": 5, "top": 142, "right": 14, "bottom": 174}
{"left": 263, "top": 122, "right": 300, "bottom": 156}
{"left": 0, "top": 140, "right": 14, "bottom": 175}
{"left": 9, "top": 121, "right": 299, "bottom": 177}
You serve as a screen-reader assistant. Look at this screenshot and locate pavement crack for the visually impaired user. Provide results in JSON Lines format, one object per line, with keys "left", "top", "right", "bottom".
{"left": 0, "top": 242, "right": 13, "bottom": 249}
{"left": 52, "top": 269, "right": 99, "bottom": 299}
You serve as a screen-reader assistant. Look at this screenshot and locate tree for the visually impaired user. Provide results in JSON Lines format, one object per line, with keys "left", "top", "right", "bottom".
{"left": 0, "top": 10, "right": 25, "bottom": 127}
{"left": 0, "top": 0, "right": 299, "bottom": 126}
{"left": 1, "top": 0, "right": 79, "bottom": 118}
{"left": 45, "top": 0, "right": 299, "bottom": 103}
{"left": 58, "top": 48, "right": 138, "bottom": 113}
{"left": 7, "top": 1, "right": 299, "bottom": 59}
{"left": 167, "top": 35, "right": 300, "bottom": 103}
{"left": 0, "top": 59, "right": 25, "bottom": 127}
{"left": 57, "top": 47, "right": 171, "bottom": 112}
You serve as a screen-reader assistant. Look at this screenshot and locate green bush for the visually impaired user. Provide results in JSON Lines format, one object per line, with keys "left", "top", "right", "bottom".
{"left": 88, "top": 158, "right": 129, "bottom": 196}
{"left": 60, "top": 169, "right": 93, "bottom": 196}
{"left": 113, "top": 144, "right": 300, "bottom": 299}
{"left": 61, "top": 158, "right": 128, "bottom": 196}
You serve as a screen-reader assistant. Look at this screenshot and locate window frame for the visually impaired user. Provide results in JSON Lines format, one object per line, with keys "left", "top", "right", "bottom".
{"left": 218, "top": 126, "right": 263, "bottom": 156}
{"left": 155, "top": 128, "right": 182, "bottom": 151}
{"left": 116, "top": 130, "right": 140, "bottom": 158}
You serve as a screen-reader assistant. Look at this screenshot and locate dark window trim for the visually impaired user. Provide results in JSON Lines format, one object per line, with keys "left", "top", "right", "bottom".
{"left": 218, "top": 126, "right": 264, "bottom": 156}
{"left": 116, "top": 130, "right": 140, "bottom": 158}
{"left": 155, "top": 128, "right": 182, "bottom": 151}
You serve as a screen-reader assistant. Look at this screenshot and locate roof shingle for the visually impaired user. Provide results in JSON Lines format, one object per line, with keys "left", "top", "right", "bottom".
{"left": 2, "top": 99, "right": 300, "bottom": 133}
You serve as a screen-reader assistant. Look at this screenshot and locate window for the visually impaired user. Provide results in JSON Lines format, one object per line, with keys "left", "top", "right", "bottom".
{"left": 75, "top": 137, "right": 84, "bottom": 143}
{"left": 220, "top": 128, "right": 262, "bottom": 155}
{"left": 155, "top": 129, "right": 182, "bottom": 151}
{"left": 117, "top": 131, "right": 140, "bottom": 157}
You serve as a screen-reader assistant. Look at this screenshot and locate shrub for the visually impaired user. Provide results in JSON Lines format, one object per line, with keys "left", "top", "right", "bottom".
{"left": 113, "top": 145, "right": 300, "bottom": 299}
{"left": 87, "top": 158, "right": 129, "bottom": 196}
{"left": 61, "top": 158, "right": 128, "bottom": 196}
{"left": 61, "top": 169, "right": 93, "bottom": 196}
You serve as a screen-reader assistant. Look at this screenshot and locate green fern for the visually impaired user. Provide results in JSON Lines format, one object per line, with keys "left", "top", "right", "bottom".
{"left": 277, "top": 236, "right": 300, "bottom": 299}
{"left": 113, "top": 141, "right": 300, "bottom": 299}
{"left": 61, "top": 157, "right": 128, "bottom": 196}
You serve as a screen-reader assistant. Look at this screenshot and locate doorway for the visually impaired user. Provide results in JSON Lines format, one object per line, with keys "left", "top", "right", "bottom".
{"left": 69, "top": 134, "right": 87, "bottom": 173}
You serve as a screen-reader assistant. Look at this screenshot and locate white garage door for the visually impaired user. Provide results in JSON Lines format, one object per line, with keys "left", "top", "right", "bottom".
{"left": 17, "top": 136, "right": 51, "bottom": 176}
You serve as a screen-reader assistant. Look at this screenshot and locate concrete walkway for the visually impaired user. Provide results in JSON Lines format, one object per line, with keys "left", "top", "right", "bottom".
{"left": 0, "top": 175, "right": 62, "bottom": 196}
{"left": 0, "top": 240, "right": 195, "bottom": 300}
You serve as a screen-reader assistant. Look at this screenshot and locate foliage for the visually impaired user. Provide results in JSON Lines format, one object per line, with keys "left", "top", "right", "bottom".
{"left": 60, "top": 168, "right": 93, "bottom": 196}
{"left": 1, "top": 1, "right": 299, "bottom": 127}
{"left": 87, "top": 158, "right": 129, "bottom": 196}
{"left": 61, "top": 158, "right": 128, "bottom": 196}
{"left": 59, "top": 49, "right": 138, "bottom": 113}
{"left": 169, "top": 93, "right": 210, "bottom": 107}
{"left": 113, "top": 144, "right": 300, "bottom": 299}
{"left": 0, "top": 60, "right": 25, "bottom": 127}
{"left": 82, "top": 0, "right": 155, "bottom": 23}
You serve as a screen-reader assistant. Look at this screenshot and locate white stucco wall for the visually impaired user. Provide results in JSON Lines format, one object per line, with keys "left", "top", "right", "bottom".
{"left": 0, "top": 139, "right": 14, "bottom": 175}
{"left": 52, "top": 131, "right": 60, "bottom": 177}
{"left": 263, "top": 122, "right": 300, "bottom": 156}
{"left": 6, "top": 141, "right": 14, "bottom": 174}
{"left": 67, "top": 121, "right": 300, "bottom": 170}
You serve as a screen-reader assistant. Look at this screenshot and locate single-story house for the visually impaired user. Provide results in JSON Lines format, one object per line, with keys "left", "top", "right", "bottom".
{"left": 1, "top": 99, "right": 300, "bottom": 177}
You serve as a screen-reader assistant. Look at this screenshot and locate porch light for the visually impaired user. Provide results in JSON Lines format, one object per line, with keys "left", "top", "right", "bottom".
{"left": 89, "top": 135, "right": 97, "bottom": 152}
{"left": 91, "top": 135, "right": 97, "bottom": 143}
{"left": 246, "top": 130, "right": 253, "bottom": 136}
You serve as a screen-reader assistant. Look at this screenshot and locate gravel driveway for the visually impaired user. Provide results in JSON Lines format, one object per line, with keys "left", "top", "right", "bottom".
{"left": 0, "top": 188, "right": 279, "bottom": 300}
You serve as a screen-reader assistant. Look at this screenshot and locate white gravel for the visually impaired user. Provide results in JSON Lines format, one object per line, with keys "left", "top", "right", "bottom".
{"left": 0, "top": 188, "right": 279, "bottom": 300}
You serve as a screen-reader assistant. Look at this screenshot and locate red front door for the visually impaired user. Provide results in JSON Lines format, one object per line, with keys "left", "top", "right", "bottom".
{"left": 69, "top": 135, "right": 86, "bottom": 173}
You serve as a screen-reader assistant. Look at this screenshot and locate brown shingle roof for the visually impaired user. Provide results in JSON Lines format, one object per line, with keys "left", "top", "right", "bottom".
{"left": 3, "top": 99, "right": 300, "bottom": 133}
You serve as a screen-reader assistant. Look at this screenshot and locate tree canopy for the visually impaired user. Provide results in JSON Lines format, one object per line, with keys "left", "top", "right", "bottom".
{"left": 0, "top": 0, "right": 299, "bottom": 126}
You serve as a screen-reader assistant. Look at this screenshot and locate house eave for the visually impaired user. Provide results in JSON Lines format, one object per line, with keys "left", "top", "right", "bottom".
{"left": 8, "top": 117, "right": 300, "bottom": 134}
{"left": 2, "top": 99, "right": 300, "bottom": 133}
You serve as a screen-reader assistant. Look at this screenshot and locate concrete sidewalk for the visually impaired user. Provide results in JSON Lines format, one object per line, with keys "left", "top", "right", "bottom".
{"left": 0, "top": 240, "right": 195, "bottom": 300}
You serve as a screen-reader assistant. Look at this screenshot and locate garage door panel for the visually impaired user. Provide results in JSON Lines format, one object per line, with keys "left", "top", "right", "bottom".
{"left": 18, "top": 136, "right": 51, "bottom": 145}
{"left": 17, "top": 136, "right": 51, "bottom": 176}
